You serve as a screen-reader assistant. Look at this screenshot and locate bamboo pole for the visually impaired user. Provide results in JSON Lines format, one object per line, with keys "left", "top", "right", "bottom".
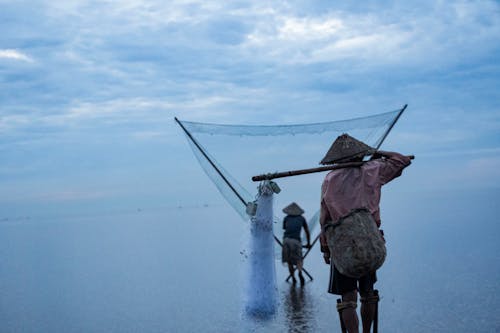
{"left": 375, "top": 104, "right": 407, "bottom": 150}
{"left": 175, "top": 117, "right": 247, "bottom": 206}
{"left": 252, "top": 155, "right": 414, "bottom": 182}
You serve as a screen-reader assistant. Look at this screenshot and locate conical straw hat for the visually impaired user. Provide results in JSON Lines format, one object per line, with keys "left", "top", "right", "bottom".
{"left": 282, "top": 202, "right": 305, "bottom": 216}
{"left": 320, "top": 133, "right": 375, "bottom": 165}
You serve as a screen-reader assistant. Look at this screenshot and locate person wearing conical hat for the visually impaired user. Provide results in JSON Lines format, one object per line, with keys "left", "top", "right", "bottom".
{"left": 282, "top": 202, "right": 311, "bottom": 286}
{"left": 319, "top": 133, "right": 411, "bottom": 333}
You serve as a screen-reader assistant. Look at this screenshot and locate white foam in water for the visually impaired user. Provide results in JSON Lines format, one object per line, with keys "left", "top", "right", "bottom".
{"left": 244, "top": 182, "right": 278, "bottom": 317}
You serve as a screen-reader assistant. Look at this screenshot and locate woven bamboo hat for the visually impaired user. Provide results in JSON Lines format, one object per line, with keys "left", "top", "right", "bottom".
{"left": 282, "top": 202, "right": 304, "bottom": 216}
{"left": 320, "top": 133, "right": 375, "bottom": 165}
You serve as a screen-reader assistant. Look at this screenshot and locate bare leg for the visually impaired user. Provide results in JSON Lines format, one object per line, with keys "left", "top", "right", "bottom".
{"left": 288, "top": 263, "right": 296, "bottom": 283}
{"left": 360, "top": 291, "right": 376, "bottom": 333}
{"left": 342, "top": 291, "right": 359, "bottom": 333}
{"left": 296, "top": 261, "right": 305, "bottom": 285}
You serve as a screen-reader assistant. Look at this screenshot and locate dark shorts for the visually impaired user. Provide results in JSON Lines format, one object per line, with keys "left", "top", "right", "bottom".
{"left": 328, "top": 264, "right": 377, "bottom": 295}
{"left": 282, "top": 238, "right": 302, "bottom": 265}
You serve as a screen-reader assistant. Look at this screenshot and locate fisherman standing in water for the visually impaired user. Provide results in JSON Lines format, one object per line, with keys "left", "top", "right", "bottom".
{"left": 320, "top": 134, "right": 411, "bottom": 333}
{"left": 282, "top": 202, "right": 311, "bottom": 286}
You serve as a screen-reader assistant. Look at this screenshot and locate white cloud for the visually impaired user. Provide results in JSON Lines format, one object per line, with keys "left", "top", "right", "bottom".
{"left": 0, "top": 115, "right": 32, "bottom": 132}
{"left": 46, "top": 0, "right": 223, "bottom": 30}
{"left": 277, "top": 17, "right": 343, "bottom": 41}
{"left": 241, "top": 1, "right": 500, "bottom": 66}
{"left": 0, "top": 49, "right": 33, "bottom": 62}
{"left": 0, "top": 94, "right": 244, "bottom": 143}
{"left": 1, "top": 1, "right": 498, "bottom": 148}
{"left": 65, "top": 96, "right": 236, "bottom": 121}
{"left": 40, "top": 1, "right": 500, "bottom": 69}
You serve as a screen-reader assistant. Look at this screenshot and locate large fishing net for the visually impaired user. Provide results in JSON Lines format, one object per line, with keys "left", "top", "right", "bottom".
{"left": 176, "top": 107, "right": 405, "bottom": 246}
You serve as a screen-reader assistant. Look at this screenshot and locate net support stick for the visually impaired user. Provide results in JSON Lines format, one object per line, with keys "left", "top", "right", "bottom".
{"left": 175, "top": 117, "right": 247, "bottom": 206}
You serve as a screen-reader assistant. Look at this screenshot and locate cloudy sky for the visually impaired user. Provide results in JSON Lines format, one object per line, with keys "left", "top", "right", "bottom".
{"left": 1, "top": 0, "right": 499, "bottom": 218}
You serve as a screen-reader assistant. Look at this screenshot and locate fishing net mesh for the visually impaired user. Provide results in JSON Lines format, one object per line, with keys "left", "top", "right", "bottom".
{"left": 178, "top": 109, "right": 402, "bottom": 242}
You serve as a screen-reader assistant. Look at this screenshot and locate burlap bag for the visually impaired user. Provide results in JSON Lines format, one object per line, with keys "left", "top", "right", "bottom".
{"left": 326, "top": 208, "right": 386, "bottom": 278}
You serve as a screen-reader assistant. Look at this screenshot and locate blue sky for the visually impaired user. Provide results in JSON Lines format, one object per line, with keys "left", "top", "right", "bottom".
{"left": 1, "top": 0, "right": 499, "bottom": 218}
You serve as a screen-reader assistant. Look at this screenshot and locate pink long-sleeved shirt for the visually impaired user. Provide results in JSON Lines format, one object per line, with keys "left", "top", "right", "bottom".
{"left": 320, "top": 151, "right": 411, "bottom": 255}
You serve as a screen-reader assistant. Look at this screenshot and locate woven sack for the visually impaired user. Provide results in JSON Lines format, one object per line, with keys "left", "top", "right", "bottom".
{"left": 326, "top": 208, "right": 386, "bottom": 278}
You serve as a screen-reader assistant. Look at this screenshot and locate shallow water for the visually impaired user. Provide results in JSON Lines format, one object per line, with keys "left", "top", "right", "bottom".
{"left": 0, "top": 188, "right": 499, "bottom": 332}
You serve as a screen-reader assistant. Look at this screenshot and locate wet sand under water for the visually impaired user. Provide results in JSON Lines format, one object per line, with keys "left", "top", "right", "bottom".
{"left": 0, "top": 189, "right": 499, "bottom": 332}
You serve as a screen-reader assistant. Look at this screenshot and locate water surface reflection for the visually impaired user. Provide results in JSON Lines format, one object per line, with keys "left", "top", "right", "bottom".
{"left": 283, "top": 284, "right": 316, "bottom": 333}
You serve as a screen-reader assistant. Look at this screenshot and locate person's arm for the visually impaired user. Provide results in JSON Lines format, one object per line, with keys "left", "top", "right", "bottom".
{"left": 283, "top": 217, "right": 286, "bottom": 230}
{"left": 320, "top": 199, "right": 331, "bottom": 264}
{"left": 372, "top": 150, "right": 412, "bottom": 184}
{"left": 302, "top": 218, "right": 311, "bottom": 248}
